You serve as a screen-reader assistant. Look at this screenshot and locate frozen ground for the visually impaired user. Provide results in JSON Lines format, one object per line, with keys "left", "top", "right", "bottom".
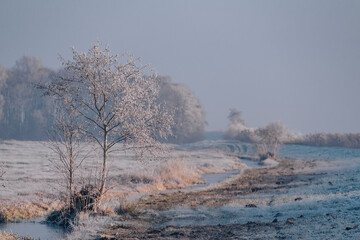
{"left": 0, "top": 139, "right": 245, "bottom": 239}
{"left": 138, "top": 144, "right": 360, "bottom": 239}
{"left": 0, "top": 140, "right": 243, "bottom": 203}
{"left": 94, "top": 143, "right": 360, "bottom": 240}
{"left": 2, "top": 140, "right": 360, "bottom": 239}
{"left": 155, "top": 163, "right": 360, "bottom": 239}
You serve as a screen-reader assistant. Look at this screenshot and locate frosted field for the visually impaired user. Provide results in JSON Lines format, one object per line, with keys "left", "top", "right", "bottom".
{"left": 0, "top": 140, "right": 247, "bottom": 239}
{"left": 2, "top": 140, "right": 360, "bottom": 239}
{"left": 67, "top": 142, "right": 360, "bottom": 239}
{"left": 0, "top": 140, "right": 245, "bottom": 204}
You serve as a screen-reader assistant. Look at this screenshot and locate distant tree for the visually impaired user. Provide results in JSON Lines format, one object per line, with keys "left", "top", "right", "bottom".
{"left": 157, "top": 76, "right": 206, "bottom": 144}
{"left": 224, "top": 108, "right": 257, "bottom": 142}
{"left": 0, "top": 66, "right": 7, "bottom": 123}
{"left": 293, "top": 132, "right": 360, "bottom": 148}
{"left": 227, "top": 108, "right": 245, "bottom": 125}
{"left": 225, "top": 110, "right": 360, "bottom": 150}
{"left": 255, "top": 121, "right": 288, "bottom": 159}
{"left": 40, "top": 44, "right": 173, "bottom": 207}
{"left": 0, "top": 56, "right": 54, "bottom": 139}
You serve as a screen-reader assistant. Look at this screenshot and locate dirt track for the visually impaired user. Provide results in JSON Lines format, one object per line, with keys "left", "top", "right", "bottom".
{"left": 135, "top": 159, "right": 299, "bottom": 210}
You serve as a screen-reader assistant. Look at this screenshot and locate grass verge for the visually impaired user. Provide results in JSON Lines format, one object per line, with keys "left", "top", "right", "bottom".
{"left": 0, "top": 200, "right": 63, "bottom": 222}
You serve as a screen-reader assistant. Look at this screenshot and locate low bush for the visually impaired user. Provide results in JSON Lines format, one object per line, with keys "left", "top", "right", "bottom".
{"left": 47, "top": 184, "right": 100, "bottom": 227}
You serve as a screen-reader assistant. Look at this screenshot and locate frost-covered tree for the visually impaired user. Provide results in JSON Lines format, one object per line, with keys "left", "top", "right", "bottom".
{"left": 225, "top": 109, "right": 294, "bottom": 159}
{"left": 225, "top": 110, "right": 360, "bottom": 149}
{"left": 227, "top": 108, "right": 245, "bottom": 125}
{"left": 40, "top": 44, "right": 173, "bottom": 205}
{"left": 255, "top": 121, "right": 288, "bottom": 159}
{"left": 224, "top": 108, "right": 257, "bottom": 142}
{"left": 157, "top": 76, "right": 206, "bottom": 144}
{"left": 0, "top": 66, "right": 7, "bottom": 122}
{"left": 0, "top": 56, "right": 54, "bottom": 139}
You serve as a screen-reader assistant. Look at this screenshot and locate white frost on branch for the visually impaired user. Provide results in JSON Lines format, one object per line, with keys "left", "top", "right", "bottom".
{"left": 40, "top": 44, "right": 174, "bottom": 203}
{"left": 225, "top": 108, "right": 302, "bottom": 158}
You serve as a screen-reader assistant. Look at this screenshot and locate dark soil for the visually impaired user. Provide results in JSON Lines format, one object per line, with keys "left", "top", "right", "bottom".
{"left": 96, "top": 220, "right": 294, "bottom": 240}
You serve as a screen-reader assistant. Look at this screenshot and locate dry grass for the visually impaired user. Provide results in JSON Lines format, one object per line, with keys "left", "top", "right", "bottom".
{"left": 103, "top": 189, "right": 129, "bottom": 200}
{"left": 98, "top": 158, "right": 228, "bottom": 211}
{"left": 135, "top": 159, "right": 294, "bottom": 211}
{"left": 133, "top": 159, "right": 202, "bottom": 193}
{"left": 0, "top": 231, "right": 35, "bottom": 240}
{"left": 0, "top": 232, "right": 17, "bottom": 240}
{"left": 115, "top": 201, "right": 141, "bottom": 216}
{"left": 0, "top": 200, "right": 63, "bottom": 222}
{"left": 99, "top": 206, "right": 115, "bottom": 216}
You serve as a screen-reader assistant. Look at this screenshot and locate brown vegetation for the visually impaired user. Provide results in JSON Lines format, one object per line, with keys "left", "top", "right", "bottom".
{"left": 0, "top": 231, "right": 35, "bottom": 240}
{"left": 115, "top": 201, "right": 141, "bottom": 217}
{"left": 0, "top": 200, "right": 63, "bottom": 222}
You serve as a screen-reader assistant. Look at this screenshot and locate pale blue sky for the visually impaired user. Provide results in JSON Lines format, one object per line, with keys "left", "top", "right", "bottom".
{"left": 1, "top": 0, "right": 360, "bottom": 133}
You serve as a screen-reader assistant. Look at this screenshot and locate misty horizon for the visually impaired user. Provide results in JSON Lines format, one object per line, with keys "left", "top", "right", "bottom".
{"left": 1, "top": 2, "right": 360, "bottom": 238}
{"left": 1, "top": 0, "right": 360, "bottom": 134}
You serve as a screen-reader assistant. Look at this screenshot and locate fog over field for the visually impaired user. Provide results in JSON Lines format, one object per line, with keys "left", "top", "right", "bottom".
{"left": 1, "top": 1, "right": 360, "bottom": 240}
{"left": 1, "top": 0, "right": 360, "bottom": 133}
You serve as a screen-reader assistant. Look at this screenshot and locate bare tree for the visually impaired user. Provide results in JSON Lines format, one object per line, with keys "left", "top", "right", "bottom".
{"left": 255, "top": 121, "right": 287, "bottom": 159}
{"left": 40, "top": 44, "right": 173, "bottom": 206}
{"left": 47, "top": 105, "right": 86, "bottom": 208}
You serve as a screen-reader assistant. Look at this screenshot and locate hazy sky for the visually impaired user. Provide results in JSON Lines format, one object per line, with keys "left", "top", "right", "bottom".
{"left": 1, "top": 0, "right": 360, "bottom": 133}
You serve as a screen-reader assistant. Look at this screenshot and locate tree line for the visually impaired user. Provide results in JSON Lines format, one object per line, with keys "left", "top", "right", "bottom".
{"left": 0, "top": 56, "right": 206, "bottom": 144}
{"left": 225, "top": 108, "right": 360, "bottom": 149}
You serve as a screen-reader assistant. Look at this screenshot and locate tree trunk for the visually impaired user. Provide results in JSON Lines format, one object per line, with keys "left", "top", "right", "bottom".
{"left": 98, "top": 127, "right": 108, "bottom": 209}
{"left": 69, "top": 159, "right": 73, "bottom": 207}
{"left": 69, "top": 134, "right": 74, "bottom": 208}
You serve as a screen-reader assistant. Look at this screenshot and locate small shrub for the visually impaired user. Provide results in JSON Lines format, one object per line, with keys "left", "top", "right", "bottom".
{"left": 73, "top": 185, "right": 100, "bottom": 212}
{"left": 47, "top": 184, "right": 100, "bottom": 227}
